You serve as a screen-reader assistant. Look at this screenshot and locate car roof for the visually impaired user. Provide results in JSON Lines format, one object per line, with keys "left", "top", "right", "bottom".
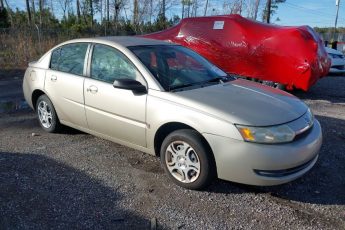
{"left": 66, "top": 36, "right": 174, "bottom": 47}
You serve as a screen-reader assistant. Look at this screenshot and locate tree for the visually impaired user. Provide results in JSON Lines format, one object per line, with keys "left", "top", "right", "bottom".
{"left": 89, "top": 0, "right": 93, "bottom": 27}
{"left": 191, "top": 0, "right": 201, "bottom": 17}
{"left": 58, "top": 0, "right": 71, "bottom": 20}
{"left": 31, "top": 0, "right": 36, "bottom": 23}
{"left": 0, "top": 6, "right": 10, "bottom": 27}
{"left": 38, "top": 0, "right": 44, "bottom": 26}
{"left": 162, "top": 0, "right": 166, "bottom": 20}
{"left": 113, "top": 0, "right": 123, "bottom": 25}
{"left": 133, "top": 0, "right": 138, "bottom": 25}
{"left": 204, "top": 0, "right": 208, "bottom": 16}
{"left": 181, "top": 0, "right": 192, "bottom": 18}
{"left": 76, "top": 0, "right": 81, "bottom": 23}
{"left": 262, "top": 0, "right": 285, "bottom": 23}
{"left": 223, "top": 0, "right": 243, "bottom": 15}
{"left": 253, "top": 0, "right": 260, "bottom": 19}
{"left": 26, "top": 0, "right": 32, "bottom": 24}
{"left": 3, "top": 0, "right": 12, "bottom": 25}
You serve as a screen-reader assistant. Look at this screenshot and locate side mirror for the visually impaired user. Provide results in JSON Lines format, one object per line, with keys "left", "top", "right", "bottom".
{"left": 113, "top": 79, "right": 147, "bottom": 94}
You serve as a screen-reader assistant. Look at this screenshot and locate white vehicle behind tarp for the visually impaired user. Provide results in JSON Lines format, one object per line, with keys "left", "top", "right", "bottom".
{"left": 325, "top": 47, "right": 345, "bottom": 74}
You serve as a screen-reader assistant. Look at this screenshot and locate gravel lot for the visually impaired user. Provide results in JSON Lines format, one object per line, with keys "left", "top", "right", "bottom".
{"left": 0, "top": 72, "right": 344, "bottom": 229}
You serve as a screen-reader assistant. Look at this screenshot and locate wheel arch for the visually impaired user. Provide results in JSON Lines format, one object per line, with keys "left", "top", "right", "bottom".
{"left": 31, "top": 89, "right": 46, "bottom": 110}
{"left": 153, "top": 122, "right": 215, "bottom": 162}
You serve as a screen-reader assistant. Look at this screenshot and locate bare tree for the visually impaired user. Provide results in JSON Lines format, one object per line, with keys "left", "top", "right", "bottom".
{"left": 76, "top": 0, "right": 81, "bottom": 23}
{"left": 31, "top": 0, "right": 36, "bottom": 23}
{"left": 204, "top": 0, "right": 208, "bottom": 16}
{"left": 262, "top": 0, "right": 285, "bottom": 23}
{"left": 106, "top": 0, "right": 109, "bottom": 22}
{"left": 191, "top": 0, "right": 203, "bottom": 17}
{"left": 114, "top": 0, "right": 123, "bottom": 25}
{"left": 149, "top": 0, "right": 152, "bottom": 22}
{"left": 253, "top": 0, "right": 260, "bottom": 19}
{"left": 223, "top": 0, "right": 243, "bottom": 15}
{"left": 181, "top": 0, "right": 185, "bottom": 18}
{"left": 133, "top": 0, "right": 138, "bottom": 24}
{"left": 186, "top": 0, "right": 191, "bottom": 17}
{"left": 99, "top": 0, "right": 102, "bottom": 21}
{"left": 38, "top": 0, "right": 44, "bottom": 26}
{"left": 58, "top": 0, "right": 71, "bottom": 20}
{"left": 26, "top": 0, "right": 32, "bottom": 24}
{"left": 181, "top": 0, "right": 192, "bottom": 18}
{"left": 3, "top": 0, "right": 13, "bottom": 25}
{"left": 265, "top": 0, "right": 271, "bottom": 23}
{"left": 90, "top": 0, "right": 93, "bottom": 26}
{"left": 162, "top": 0, "right": 166, "bottom": 19}
{"left": 50, "top": 0, "right": 54, "bottom": 15}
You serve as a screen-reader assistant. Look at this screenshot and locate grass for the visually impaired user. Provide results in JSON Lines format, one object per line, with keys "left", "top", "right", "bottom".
{"left": 0, "top": 30, "right": 74, "bottom": 71}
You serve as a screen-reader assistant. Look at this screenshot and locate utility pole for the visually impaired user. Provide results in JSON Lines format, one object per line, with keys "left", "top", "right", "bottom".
{"left": 333, "top": 0, "right": 341, "bottom": 41}
{"left": 266, "top": 0, "right": 271, "bottom": 23}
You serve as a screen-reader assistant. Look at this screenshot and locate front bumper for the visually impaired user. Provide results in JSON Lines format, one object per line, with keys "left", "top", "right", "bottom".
{"left": 329, "top": 66, "right": 345, "bottom": 74}
{"left": 203, "top": 119, "right": 322, "bottom": 186}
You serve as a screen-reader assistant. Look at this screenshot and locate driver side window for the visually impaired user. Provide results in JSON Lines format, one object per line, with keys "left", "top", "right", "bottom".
{"left": 91, "top": 44, "right": 143, "bottom": 84}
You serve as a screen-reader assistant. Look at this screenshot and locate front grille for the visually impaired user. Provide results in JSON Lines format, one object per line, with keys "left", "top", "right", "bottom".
{"left": 253, "top": 155, "right": 317, "bottom": 178}
{"left": 333, "top": 65, "right": 345, "bottom": 70}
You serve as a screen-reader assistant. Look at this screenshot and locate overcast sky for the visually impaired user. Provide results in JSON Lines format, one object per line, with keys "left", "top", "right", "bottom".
{"left": 8, "top": 0, "right": 345, "bottom": 28}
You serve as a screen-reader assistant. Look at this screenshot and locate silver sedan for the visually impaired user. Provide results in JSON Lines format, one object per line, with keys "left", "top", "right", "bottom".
{"left": 23, "top": 37, "right": 322, "bottom": 190}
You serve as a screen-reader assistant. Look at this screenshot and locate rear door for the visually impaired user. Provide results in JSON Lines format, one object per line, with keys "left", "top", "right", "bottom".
{"left": 45, "top": 43, "right": 89, "bottom": 128}
{"left": 84, "top": 44, "right": 147, "bottom": 147}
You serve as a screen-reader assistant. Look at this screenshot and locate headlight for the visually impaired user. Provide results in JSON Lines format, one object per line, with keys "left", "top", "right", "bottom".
{"left": 236, "top": 124, "right": 295, "bottom": 144}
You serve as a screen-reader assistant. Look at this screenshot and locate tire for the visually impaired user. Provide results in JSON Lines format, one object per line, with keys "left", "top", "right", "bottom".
{"left": 160, "top": 129, "right": 216, "bottom": 190}
{"left": 275, "top": 83, "right": 286, "bottom": 90}
{"left": 36, "top": 94, "right": 61, "bottom": 133}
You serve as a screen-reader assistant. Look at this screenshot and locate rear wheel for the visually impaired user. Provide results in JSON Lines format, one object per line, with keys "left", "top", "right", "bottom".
{"left": 160, "top": 129, "right": 216, "bottom": 190}
{"left": 36, "top": 95, "right": 61, "bottom": 133}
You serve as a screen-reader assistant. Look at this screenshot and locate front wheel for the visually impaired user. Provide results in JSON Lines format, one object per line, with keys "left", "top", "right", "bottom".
{"left": 36, "top": 94, "right": 61, "bottom": 133}
{"left": 261, "top": 80, "right": 286, "bottom": 90}
{"left": 160, "top": 129, "right": 216, "bottom": 190}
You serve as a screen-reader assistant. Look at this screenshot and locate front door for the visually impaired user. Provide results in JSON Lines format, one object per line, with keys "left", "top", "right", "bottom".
{"left": 84, "top": 44, "right": 147, "bottom": 147}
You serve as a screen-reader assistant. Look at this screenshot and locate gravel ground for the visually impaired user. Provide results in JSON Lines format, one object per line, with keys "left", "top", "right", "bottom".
{"left": 0, "top": 74, "right": 344, "bottom": 229}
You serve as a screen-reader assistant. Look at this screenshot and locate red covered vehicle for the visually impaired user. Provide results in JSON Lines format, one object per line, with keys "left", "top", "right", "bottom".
{"left": 142, "top": 14, "right": 331, "bottom": 91}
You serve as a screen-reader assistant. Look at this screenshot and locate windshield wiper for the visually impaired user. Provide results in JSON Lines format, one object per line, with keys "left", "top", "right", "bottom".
{"left": 169, "top": 75, "right": 234, "bottom": 91}
{"left": 207, "top": 77, "right": 225, "bottom": 83}
{"left": 211, "top": 75, "right": 234, "bottom": 83}
{"left": 198, "top": 75, "right": 234, "bottom": 85}
{"left": 169, "top": 83, "right": 195, "bottom": 91}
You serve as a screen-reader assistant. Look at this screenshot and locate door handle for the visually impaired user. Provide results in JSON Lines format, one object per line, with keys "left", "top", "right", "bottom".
{"left": 87, "top": 85, "right": 98, "bottom": 94}
{"left": 51, "top": 75, "right": 57, "bottom": 81}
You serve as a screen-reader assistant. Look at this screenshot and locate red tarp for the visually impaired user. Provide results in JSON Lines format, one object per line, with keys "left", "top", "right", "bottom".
{"left": 142, "top": 14, "right": 331, "bottom": 91}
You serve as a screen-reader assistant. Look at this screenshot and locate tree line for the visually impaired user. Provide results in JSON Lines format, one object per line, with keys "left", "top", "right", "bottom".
{"left": 0, "top": 0, "right": 289, "bottom": 34}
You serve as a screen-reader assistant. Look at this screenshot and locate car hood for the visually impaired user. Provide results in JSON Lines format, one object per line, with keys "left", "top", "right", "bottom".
{"left": 172, "top": 79, "right": 308, "bottom": 126}
{"left": 325, "top": 47, "right": 343, "bottom": 55}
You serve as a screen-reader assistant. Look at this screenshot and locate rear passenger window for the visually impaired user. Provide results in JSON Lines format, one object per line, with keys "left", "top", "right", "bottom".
{"left": 50, "top": 43, "right": 88, "bottom": 76}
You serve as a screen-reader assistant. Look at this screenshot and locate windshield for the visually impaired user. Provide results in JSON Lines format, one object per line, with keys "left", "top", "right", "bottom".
{"left": 128, "top": 45, "right": 229, "bottom": 91}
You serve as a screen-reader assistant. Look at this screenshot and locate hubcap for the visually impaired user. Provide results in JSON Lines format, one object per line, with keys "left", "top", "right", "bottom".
{"left": 165, "top": 141, "right": 200, "bottom": 183}
{"left": 37, "top": 101, "right": 53, "bottom": 129}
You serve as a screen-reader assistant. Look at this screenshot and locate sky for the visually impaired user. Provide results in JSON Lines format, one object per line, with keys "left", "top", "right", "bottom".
{"left": 7, "top": 0, "right": 345, "bottom": 28}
